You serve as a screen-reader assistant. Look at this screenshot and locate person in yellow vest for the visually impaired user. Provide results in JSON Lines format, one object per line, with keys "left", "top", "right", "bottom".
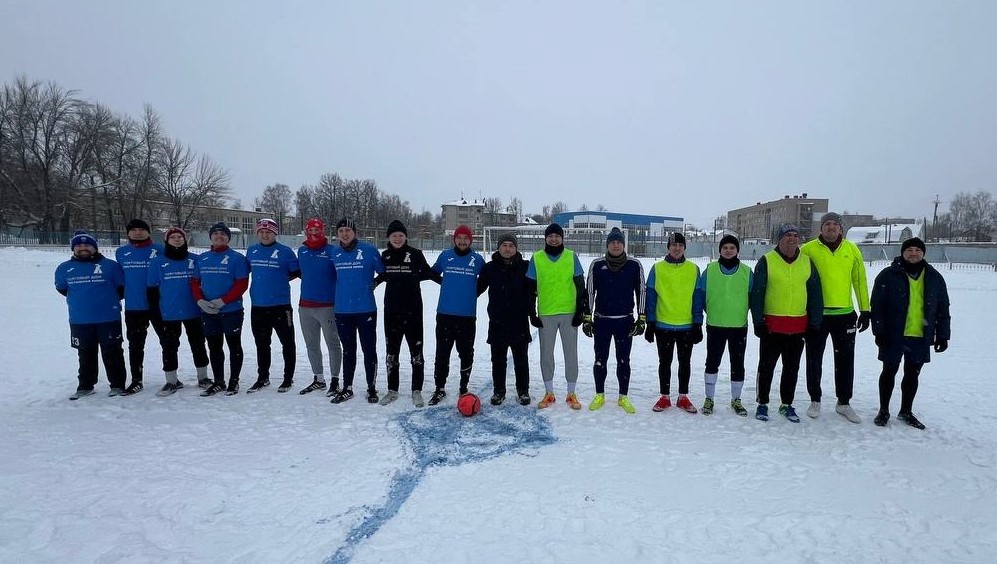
{"left": 644, "top": 232, "right": 705, "bottom": 414}
{"left": 870, "top": 238, "right": 951, "bottom": 430}
{"left": 527, "top": 223, "right": 588, "bottom": 410}
{"left": 749, "top": 224, "right": 823, "bottom": 423}
{"left": 700, "top": 235, "right": 753, "bottom": 417}
{"left": 800, "top": 212, "right": 871, "bottom": 424}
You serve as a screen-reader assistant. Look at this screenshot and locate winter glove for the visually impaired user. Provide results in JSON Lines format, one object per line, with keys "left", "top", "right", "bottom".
{"left": 644, "top": 324, "right": 655, "bottom": 343}
{"left": 934, "top": 338, "right": 948, "bottom": 353}
{"left": 857, "top": 311, "right": 871, "bottom": 333}
{"left": 209, "top": 298, "right": 226, "bottom": 310}
{"left": 581, "top": 314, "right": 594, "bottom": 338}
{"left": 753, "top": 324, "right": 768, "bottom": 339}
{"left": 629, "top": 315, "right": 646, "bottom": 338}
{"left": 571, "top": 310, "right": 584, "bottom": 327}
{"left": 691, "top": 323, "right": 703, "bottom": 344}
{"left": 198, "top": 299, "right": 219, "bottom": 314}
{"left": 529, "top": 314, "right": 544, "bottom": 329}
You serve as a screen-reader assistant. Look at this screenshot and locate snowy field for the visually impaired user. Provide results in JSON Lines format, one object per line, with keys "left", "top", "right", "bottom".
{"left": 1, "top": 246, "right": 995, "bottom": 564}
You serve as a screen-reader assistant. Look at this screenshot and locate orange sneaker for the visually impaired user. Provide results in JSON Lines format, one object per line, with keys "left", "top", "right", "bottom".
{"left": 676, "top": 395, "right": 698, "bottom": 414}
{"left": 538, "top": 392, "right": 556, "bottom": 409}
{"left": 566, "top": 393, "right": 582, "bottom": 410}
{"left": 652, "top": 395, "right": 672, "bottom": 412}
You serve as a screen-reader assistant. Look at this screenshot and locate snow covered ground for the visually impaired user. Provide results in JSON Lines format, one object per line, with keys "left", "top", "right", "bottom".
{"left": 1, "top": 246, "right": 995, "bottom": 563}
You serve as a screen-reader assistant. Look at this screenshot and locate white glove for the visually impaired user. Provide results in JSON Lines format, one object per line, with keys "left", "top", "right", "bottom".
{"left": 209, "top": 298, "right": 226, "bottom": 309}
{"left": 198, "top": 299, "right": 219, "bottom": 314}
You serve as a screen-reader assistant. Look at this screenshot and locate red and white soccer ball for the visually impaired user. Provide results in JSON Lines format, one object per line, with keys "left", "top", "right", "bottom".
{"left": 457, "top": 393, "right": 481, "bottom": 417}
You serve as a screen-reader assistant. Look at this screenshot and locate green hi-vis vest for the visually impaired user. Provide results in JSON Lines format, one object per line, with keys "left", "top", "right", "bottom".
{"left": 904, "top": 274, "right": 925, "bottom": 337}
{"left": 704, "top": 262, "right": 750, "bottom": 328}
{"left": 762, "top": 250, "right": 811, "bottom": 317}
{"left": 653, "top": 260, "right": 698, "bottom": 325}
{"left": 535, "top": 250, "right": 577, "bottom": 316}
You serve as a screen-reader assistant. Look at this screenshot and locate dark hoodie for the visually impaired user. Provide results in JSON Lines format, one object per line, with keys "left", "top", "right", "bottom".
{"left": 377, "top": 243, "right": 440, "bottom": 319}
{"left": 476, "top": 251, "right": 533, "bottom": 346}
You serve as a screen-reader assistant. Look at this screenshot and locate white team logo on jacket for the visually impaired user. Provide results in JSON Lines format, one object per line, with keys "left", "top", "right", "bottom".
{"left": 404, "top": 252, "right": 411, "bottom": 263}
{"left": 271, "top": 249, "right": 279, "bottom": 259}
{"left": 221, "top": 255, "right": 229, "bottom": 265}
{"left": 93, "top": 264, "right": 103, "bottom": 275}
{"left": 356, "top": 249, "right": 364, "bottom": 260}
{"left": 150, "top": 249, "right": 157, "bottom": 258}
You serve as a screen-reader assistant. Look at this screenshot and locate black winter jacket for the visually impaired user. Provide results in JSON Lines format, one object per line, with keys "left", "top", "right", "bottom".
{"left": 871, "top": 257, "right": 951, "bottom": 363}
{"left": 377, "top": 244, "right": 441, "bottom": 319}
{"left": 476, "top": 251, "right": 533, "bottom": 346}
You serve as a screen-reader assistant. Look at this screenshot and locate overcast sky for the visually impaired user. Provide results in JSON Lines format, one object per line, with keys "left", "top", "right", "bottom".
{"left": 2, "top": 0, "right": 995, "bottom": 228}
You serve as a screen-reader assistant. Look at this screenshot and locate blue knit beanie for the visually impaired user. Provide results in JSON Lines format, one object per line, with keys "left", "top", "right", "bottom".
{"left": 70, "top": 230, "right": 98, "bottom": 250}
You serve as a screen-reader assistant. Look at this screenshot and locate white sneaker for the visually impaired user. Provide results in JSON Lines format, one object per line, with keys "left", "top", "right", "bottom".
{"left": 807, "top": 401, "right": 821, "bottom": 418}
{"left": 835, "top": 403, "right": 861, "bottom": 424}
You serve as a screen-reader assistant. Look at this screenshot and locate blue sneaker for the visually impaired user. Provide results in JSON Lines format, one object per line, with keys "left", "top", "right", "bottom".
{"left": 779, "top": 404, "right": 800, "bottom": 423}
{"left": 755, "top": 404, "right": 769, "bottom": 421}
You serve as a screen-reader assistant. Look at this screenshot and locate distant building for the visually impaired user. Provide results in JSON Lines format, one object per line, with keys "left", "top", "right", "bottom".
{"left": 552, "top": 210, "right": 684, "bottom": 236}
{"left": 727, "top": 193, "right": 829, "bottom": 242}
{"left": 440, "top": 197, "right": 518, "bottom": 234}
{"left": 846, "top": 223, "right": 924, "bottom": 244}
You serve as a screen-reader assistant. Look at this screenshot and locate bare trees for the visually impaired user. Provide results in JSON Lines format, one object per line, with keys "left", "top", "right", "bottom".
{"left": 283, "top": 173, "right": 420, "bottom": 236}
{"left": 947, "top": 191, "right": 997, "bottom": 241}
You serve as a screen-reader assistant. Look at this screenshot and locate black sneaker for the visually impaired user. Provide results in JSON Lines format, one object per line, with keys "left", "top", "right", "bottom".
{"left": 200, "top": 383, "right": 225, "bottom": 396}
{"left": 428, "top": 389, "right": 447, "bottom": 406}
{"left": 874, "top": 410, "right": 890, "bottom": 427}
{"left": 225, "top": 380, "right": 240, "bottom": 396}
{"left": 277, "top": 379, "right": 294, "bottom": 393}
{"left": 330, "top": 388, "right": 354, "bottom": 404}
{"left": 198, "top": 379, "right": 213, "bottom": 390}
{"left": 247, "top": 379, "right": 270, "bottom": 393}
{"left": 324, "top": 378, "right": 340, "bottom": 397}
{"left": 898, "top": 412, "right": 926, "bottom": 430}
{"left": 69, "top": 389, "right": 96, "bottom": 401}
{"left": 517, "top": 392, "right": 531, "bottom": 406}
{"left": 156, "top": 382, "right": 181, "bottom": 397}
{"left": 299, "top": 380, "right": 327, "bottom": 395}
{"left": 108, "top": 387, "right": 126, "bottom": 397}
{"left": 123, "top": 382, "right": 144, "bottom": 395}
{"left": 490, "top": 393, "right": 506, "bottom": 406}
{"left": 366, "top": 389, "right": 379, "bottom": 403}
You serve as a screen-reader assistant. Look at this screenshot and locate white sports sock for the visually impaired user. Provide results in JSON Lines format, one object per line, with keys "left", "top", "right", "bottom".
{"left": 731, "top": 380, "right": 744, "bottom": 400}
{"left": 704, "top": 372, "right": 718, "bottom": 399}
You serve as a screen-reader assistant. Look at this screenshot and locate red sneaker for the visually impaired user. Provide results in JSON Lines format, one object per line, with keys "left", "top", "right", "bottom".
{"left": 676, "top": 395, "right": 698, "bottom": 414}
{"left": 652, "top": 395, "right": 672, "bottom": 412}
{"left": 538, "top": 392, "right": 556, "bottom": 409}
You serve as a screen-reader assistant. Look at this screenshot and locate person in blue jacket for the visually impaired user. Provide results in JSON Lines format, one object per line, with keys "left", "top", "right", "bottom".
{"left": 147, "top": 227, "right": 210, "bottom": 395}
{"left": 55, "top": 230, "right": 128, "bottom": 399}
{"left": 115, "top": 218, "right": 167, "bottom": 395}
{"left": 871, "top": 238, "right": 951, "bottom": 430}
{"left": 296, "top": 217, "right": 343, "bottom": 396}
{"left": 328, "top": 218, "right": 385, "bottom": 404}
{"left": 246, "top": 218, "right": 301, "bottom": 393}
{"left": 192, "top": 222, "right": 250, "bottom": 396}
{"left": 428, "top": 225, "right": 484, "bottom": 406}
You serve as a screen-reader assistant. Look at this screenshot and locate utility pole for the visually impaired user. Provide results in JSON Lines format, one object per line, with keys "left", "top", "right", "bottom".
{"left": 932, "top": 194, "right": 941, "bottom": 241}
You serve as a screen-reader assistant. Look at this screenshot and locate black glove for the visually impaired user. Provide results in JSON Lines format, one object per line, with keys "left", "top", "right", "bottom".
{"left": 529, "top": 314, "right": 544, "bottom": 329}
{"left": 691, "top": 323, "right": 703, "bottom": 344}
{"left": 581, "top": 314, "right": 593, "bottom": 338}
{"left": 629, "top": 315, "right": 646, "bottom": 338}
{"left": 934, "top": 338, "right": 948, "bottom": 353}
{"left": 754, "top": 324, "right": 767, "bottom": 339}
{"left": 875, "top": 335, "right": 887, "bottom": 349}
{"left": 571, "top": 310, "right": 584, "bottom": 327}
{"left": 857, "top": 311, "right": 871, "bottom": 333}
{"left": 644, "top": 324, "right": 655, "bottom": 343}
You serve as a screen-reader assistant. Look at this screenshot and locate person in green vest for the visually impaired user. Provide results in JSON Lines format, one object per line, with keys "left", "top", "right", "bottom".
{"left": 870, "top": 238, "right": 951, "bottom": 429}
{"left": 749, "top": 224, "right": 823, "bottom": 423}
{"left": 644, "top": 232, "right": 705, "bottom": 414}
{"left": 800, "top": 212, "right": 871, "bottom": 424}
{"left": 700, "top": 235, "right": 753, "bottom": 417}
{"left": 527, "top": 223, "right": 588, "bottom": 410}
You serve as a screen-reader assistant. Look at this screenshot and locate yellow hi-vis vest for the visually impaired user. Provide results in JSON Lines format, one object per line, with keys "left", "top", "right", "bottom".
{"left": 535, "top": 250, "right": 577, "bottom": 316}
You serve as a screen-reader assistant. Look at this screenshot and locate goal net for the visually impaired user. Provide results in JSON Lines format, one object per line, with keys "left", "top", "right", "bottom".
{"left": 482, "top": 226, "right": 630, "bottom": 257}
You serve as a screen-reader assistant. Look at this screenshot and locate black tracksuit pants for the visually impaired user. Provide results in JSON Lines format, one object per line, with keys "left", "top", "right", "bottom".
{"left": 805, "top": 312, "right": 857, "bottom": 403}
{"left": 756, "top": 332, "right": 806, "bottom": 405}
{"left": 124, "top": 309, "right": 166, "bottom": 383}
{"left": 384, "top": 312, "right": 425, "bottom": 392}
{"left": 251, "top": 305, "right": 296, "bottom": 382}
{"left": 161, "top": 317, "right": 208, "bottom": 373}
{"left": 434, "top": 313, "right": 476, "bottom": 394}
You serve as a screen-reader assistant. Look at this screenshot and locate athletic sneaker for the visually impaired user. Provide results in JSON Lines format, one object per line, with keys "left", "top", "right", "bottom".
{"left": 897, "top": 412, "right": 926, "bottom": 430}
{"left": 108, "top": 387, "right": 126, "bottom": 397}
{"left": 807, "top": 401, "right": 821, "bottom": 419}
{"left": 366, "top": 389, "right": 379, "bottom": 404}
{"left": 412, "top": 390, "right": 425, "bottom": 408}
{"left": 676, "top": 395, "right": 698, "bottom": 414}
{"left": 779, "top": 404, "right": 800, "bottom": 423}
{"left": 330, "top": 388, "right": 354, "bottom": 404}
{"left": 277, "top": 379, "right": 294, "bottom": 393}
{"left": 428, "top": 389, "right": 447, "bottom": 406}
{"left": 225, "top": 379, "right": 239, "bottom": 396}
{"left": 299, "top": 380, "right": 327, "bottom": 395}
{"left": 517, "top": 392, "right": 531, "bottom": 406}
{"left": 69, "top": 389, "right": 95, "bottom": 400}
{"left": 565, "top": 393, "right": 582, "bottom": 410}
{"left": 618, "top": 396, "right": 636, "bottom": 414}
{"left": 537, "top": 392, "right": 556, "bottom": 409}
{"left": 378, "top": 390, "right": 399, "bottom": 406}
{"left": 731, "top": 398, "right": 748, "bottom": 417}
{"left": 247, "top": 379, "right": 270, "bottom": 393}
{"left": 835, "top": 403, "right": 861, "bottom": 424}
{"left": 588, "top": 393, "right": 606, "bottom": 411}
{"left": 156, "top": 382, "right": 181, "bottom": 397}
{"left": 652, "top": 395, "right": 672, "bottom": 412}
{"left": 123, "top": 382, "right": 144, "bottom": 395}
{"left": 702, "top": 397, "right": 715, "bottom": 416}
{"left": 490, "top": 393, "right": 506, "bottom": 406}
{"left": 874, "top": 410, "right": 890, "bottom": 427}
{"left": 755, "top": 404, "right": 769, "bottom": 421}
{"left": 200, "top": 383, "right": 225, "bottom": 397}
{"left": 198, "top": 378, "right": 213, "bottom": 390}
